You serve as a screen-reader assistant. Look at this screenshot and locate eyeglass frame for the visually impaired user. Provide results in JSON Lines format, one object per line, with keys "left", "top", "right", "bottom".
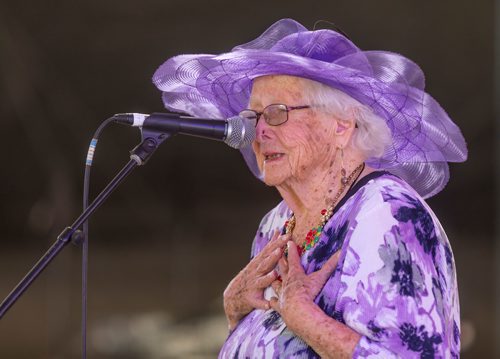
{"left": 239, "top": 104, "right": 311, "bottom": 127}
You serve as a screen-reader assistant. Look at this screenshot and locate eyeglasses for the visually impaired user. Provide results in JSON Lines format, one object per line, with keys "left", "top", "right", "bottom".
{"left": 239, "top": 104, "right": 311, "bottom": 127}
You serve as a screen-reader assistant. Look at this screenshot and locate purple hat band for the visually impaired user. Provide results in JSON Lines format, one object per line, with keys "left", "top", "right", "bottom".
{"left": 152, "top": 18, "right": 467, "bottom": 198}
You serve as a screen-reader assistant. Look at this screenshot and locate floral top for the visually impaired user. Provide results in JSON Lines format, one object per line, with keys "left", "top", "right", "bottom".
{"left": 219, "top": 172, "right": 460, "bottom": 358}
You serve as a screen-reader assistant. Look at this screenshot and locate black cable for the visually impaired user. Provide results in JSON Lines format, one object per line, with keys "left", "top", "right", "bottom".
{"left": 81, "top": 117, "right": 115, "bottom": 359}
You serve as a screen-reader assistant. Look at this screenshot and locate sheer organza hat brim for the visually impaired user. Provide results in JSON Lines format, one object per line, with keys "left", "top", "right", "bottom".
{"left": 153, "top": 19, "right": 467, "bottom": 198}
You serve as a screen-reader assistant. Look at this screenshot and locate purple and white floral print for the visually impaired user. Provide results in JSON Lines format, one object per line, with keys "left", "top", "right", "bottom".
{"left": 219, "top": 173, "right": 460, "bottom": 358}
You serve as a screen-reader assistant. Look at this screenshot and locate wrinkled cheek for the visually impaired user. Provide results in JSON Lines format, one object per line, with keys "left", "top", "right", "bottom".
{"left": 282, "top": 133, "right": 315, "bottom": 178}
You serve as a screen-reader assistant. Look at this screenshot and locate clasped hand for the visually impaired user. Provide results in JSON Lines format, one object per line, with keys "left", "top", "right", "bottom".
{"left": 223, "top": 232, "right": 339, "bottom": 332}
{"left": 269, "top": 241, "right": 340, "bottom": 334}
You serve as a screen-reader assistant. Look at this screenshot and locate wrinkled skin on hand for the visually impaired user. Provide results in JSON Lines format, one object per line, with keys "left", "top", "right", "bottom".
{"left": 269, "top": 241, "right": 340, "bottom": 334}
{"left": 223, "top": 231, "right": 289, "bottom": 330}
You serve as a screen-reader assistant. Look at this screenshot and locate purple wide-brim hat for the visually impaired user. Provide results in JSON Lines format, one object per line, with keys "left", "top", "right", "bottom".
{"left": 152, "top": 18, "right": 467, "bottom": 198}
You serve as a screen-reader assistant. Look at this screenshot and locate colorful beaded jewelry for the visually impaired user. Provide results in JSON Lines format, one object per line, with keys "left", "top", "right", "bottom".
{"left": 284, "top": 163, "right": 365, "bottom": 256}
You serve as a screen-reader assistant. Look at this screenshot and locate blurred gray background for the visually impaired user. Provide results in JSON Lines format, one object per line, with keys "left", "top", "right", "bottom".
{"left": 0, "top": 0, "right": 495, "bottom": 358}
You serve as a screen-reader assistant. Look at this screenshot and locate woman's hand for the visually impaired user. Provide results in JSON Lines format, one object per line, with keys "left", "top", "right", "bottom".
{"left": 223, "top": 231, "right": 289, "bottom": 330}
{"left": 269, "top": 241, "right": 340, "bottom": 334}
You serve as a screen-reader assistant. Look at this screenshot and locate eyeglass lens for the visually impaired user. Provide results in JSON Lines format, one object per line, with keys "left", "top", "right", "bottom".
{"left": 239, "top": 104, "right": 289, "bottom": 127}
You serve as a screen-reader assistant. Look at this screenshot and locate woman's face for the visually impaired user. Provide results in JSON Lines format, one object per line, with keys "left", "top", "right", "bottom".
{"left": 250, "top": 75, "right": 338, "bottom": 187}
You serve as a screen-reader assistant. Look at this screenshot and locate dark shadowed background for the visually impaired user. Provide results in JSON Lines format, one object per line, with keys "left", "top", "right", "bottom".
{"left": 0, "top": 1, "right": 496, "bottom": 358}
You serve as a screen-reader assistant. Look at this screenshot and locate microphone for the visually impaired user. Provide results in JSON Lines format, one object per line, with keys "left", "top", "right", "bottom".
{"left": 112, "top": 112, "right": 255, "bottom": 149}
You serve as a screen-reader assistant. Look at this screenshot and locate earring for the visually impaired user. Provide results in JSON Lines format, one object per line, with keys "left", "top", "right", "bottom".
{"left": 340, "top": 147, "right": 348, "bottom": 185}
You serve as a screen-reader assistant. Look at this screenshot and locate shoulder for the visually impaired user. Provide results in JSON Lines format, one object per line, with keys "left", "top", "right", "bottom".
{"left": 337, "top": 172, "right": 439, "bottom": 227}
{"left": 340, "top": 172, "right": 445, "bottom": 255}
{"left": 250, "top": 201, "right": 291, "bottom": 258}
{"left": 358, "top": 172, "right": 445, "bottom": 249}
{"left": 353, "top": 171, "right": 423, "bottom": 209}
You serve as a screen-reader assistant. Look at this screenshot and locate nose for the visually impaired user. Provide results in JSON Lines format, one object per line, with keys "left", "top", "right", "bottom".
{"left": 255, "top": 116, "right": 272, "bottom": 142}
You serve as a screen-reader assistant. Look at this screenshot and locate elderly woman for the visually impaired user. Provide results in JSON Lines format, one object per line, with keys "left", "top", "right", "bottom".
{"left": 153, "top": 19, "right": 467, "bottom": 358}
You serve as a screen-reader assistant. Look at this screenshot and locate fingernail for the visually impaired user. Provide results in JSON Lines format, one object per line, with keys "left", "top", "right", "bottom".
{"left": 274, "top": 248, "right": 281, "bottom": 255}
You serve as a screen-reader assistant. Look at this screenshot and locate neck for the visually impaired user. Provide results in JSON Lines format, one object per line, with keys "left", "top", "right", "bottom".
{"left": 276, "top": 150, "right": 369, "bottom": 225}
{"left": 277, "top": 170, "right": 337, "bottom": 220}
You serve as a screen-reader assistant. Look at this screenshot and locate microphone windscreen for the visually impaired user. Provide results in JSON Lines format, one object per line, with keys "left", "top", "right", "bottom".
{"left": 225, "top": 117, "right": 256, "bottom": 149}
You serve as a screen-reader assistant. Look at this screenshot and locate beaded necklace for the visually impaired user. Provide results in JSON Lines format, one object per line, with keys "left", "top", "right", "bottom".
{"left": 284, "top": 163, "right": 365, "bottom": 256}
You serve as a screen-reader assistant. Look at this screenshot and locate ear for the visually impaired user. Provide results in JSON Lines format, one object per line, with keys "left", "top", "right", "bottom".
{"left": 333, "top": 117, "right": 356, "bottom": 148}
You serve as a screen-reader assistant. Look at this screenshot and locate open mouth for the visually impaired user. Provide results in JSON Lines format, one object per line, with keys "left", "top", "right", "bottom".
{"left": 264, "top": 153, "right": 285, "bottom": 162}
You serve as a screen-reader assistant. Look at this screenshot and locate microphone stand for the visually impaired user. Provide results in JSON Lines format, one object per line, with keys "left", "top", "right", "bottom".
{"left": 0, "top": 128, "right": 172, "bottom": 319}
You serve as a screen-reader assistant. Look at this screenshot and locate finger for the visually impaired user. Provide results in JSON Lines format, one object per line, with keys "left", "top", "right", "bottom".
{"left": 268, "top": 231, "right": 290, "bottom": 253}
{"left": 278, "top": 257, "right": 288, "bottom": 273}
{"left": 270, "top": 229, "right": 280, "bottom": 242}
{"left": 286, "top": 241, "right": 303, "bottom": 274}
{"left": 248, "top": 232, "right": 288, "bottom": 273}
{"left": 259, "top": 231, "right": 289, "bottom": 258}
{"left": 255, "top": 269, "right": 279, "bottom": 288}
{"left": 248, "top": 297, "right": 271, "bottom": 311}
{"left": 313, "top": 250, "right": 341, "bottom": 284}
{"left": 277, "top": 231, "right": 291, "bottom": 243}
{"left": 278, "top": 257, "right": 289, "bottom": 280}
{"left": 256, "top": 247, "right": 284, "bottom": 274}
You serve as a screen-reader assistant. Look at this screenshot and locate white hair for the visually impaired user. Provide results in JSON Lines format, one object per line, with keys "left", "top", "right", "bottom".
{"left": 303, "top": 79, "right": 392, "bottom": 159}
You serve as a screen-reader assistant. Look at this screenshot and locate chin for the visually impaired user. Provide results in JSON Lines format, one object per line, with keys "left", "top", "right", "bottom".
{"left": 257, "top": 158, "right": 291, "bottom": 187}
{"left": 261, "top": 169, "right": 288, "bottom": 187}
{"left": 262, "top": 177, "right": 281, "bottom": 187}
